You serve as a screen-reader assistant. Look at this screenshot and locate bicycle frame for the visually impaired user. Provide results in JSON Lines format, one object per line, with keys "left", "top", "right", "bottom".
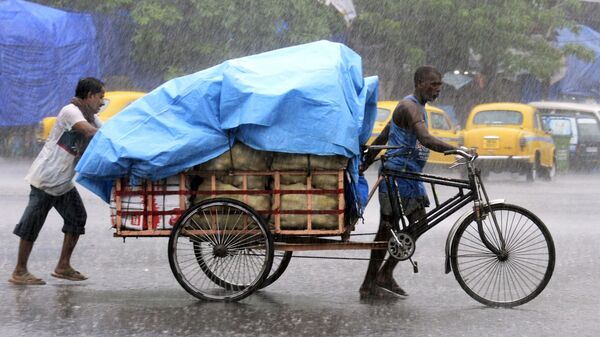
{"left": 367, "top": 148, "right": 506, "bottom": 257}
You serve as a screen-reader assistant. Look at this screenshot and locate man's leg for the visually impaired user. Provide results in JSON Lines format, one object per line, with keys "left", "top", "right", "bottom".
{"left": 52, "top": 188, "right": 87, "bottom": 280}
{"left": 14, "top": 239, "right": 34, "bottom": 275}
{"left": 375, "top": 207, "right": 427, "bottom": 296}
{"left": 360, "top": 187, "right": 394, "bottom": 296}
{"left": 56, "top": 233, "right": 79, "bottom": 272}
{"left": 11, "top": 186, "right": 53, "bottom": 284}
{"left": 9, "top": 239, "right": 45, "bottom": 285}
{"left": 359, "top": 218, "right": 391, "bottom": 295}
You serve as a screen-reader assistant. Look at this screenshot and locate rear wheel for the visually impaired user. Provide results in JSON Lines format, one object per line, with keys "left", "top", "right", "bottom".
{"left": 168, "top": 198, "right": 273, "bottom": 302}
{"left": 192, "top": 237, "right": 292, "bottom": 290}
{"left": 259, "top": 251, "right": 292, "bottom": 289}
{"left": 450, "top": 203, "right": 555, "bottom": 307}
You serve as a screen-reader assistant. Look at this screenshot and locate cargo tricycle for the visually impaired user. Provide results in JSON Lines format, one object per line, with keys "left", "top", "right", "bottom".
{"left": 111, "top": 147, "right": 555, "bottom": 307}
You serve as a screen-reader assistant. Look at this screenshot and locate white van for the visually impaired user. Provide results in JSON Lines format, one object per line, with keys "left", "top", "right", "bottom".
{"left": 529, "top": 101, "right": 600, "bottom": 170}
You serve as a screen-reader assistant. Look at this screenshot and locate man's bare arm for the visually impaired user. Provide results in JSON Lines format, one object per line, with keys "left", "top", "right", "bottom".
{"left": 397, "top": 101, "right": 456, "bottom": 153}
{"left": 72, "top": 121, "right": 98, "bottom": 140}
{"left": 413, "top": 122, "right": 456, "bottom": 153}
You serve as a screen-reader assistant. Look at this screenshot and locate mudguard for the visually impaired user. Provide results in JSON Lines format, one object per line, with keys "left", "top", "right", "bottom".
{"left": 444, "top": 199, "right": 505, "bottom": 274}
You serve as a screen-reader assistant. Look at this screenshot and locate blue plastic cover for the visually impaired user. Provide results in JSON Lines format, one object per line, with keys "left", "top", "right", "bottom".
{"left": 554, "top": 25, "right": 600, "bottom": 99}
{"left": 75, "top": 40, "right": 378, "bottom": 202}
{"left": 0, "top": 0, "right": 99, "bottom": 126}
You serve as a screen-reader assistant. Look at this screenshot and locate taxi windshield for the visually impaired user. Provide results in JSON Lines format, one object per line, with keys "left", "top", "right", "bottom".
{"left": 473, "top": 110, "right": 523, "bottom": 125}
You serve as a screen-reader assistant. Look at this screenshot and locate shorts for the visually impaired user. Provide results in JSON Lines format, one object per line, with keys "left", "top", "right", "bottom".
{"left": 378, "top": 184, "right": 429, "bottom": 219}
{"left": 13, "top": 185, "right": 87, "bottom": 242}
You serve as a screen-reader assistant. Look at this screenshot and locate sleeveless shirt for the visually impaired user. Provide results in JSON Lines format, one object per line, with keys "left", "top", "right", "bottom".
{"left": 381, "top": 95, "right": 429, "bottom": 199}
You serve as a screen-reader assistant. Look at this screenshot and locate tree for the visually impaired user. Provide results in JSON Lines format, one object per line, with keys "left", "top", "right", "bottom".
{"left": 349, "top": 0, "right": 594, "bottom": 104}
{"left": 38, "top": 0, "right": 346, "bottom": 82}
{"left": 37, "top": 0, "right": 595, "bottom": 104}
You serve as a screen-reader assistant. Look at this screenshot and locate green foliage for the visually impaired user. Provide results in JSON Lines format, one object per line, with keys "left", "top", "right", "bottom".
{"left": 36, "top": 0, "right": 594, "bottom": 91}
{"left": 350, "top": 0, "right": 595, "bottom": 96}
{"left": 38, "top": 0, "right": 345, "bottom": 81}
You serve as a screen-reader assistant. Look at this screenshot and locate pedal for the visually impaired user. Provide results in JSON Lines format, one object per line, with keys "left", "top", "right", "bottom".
{"left": 409, "top": 258, "right": 419, "bottom": 273}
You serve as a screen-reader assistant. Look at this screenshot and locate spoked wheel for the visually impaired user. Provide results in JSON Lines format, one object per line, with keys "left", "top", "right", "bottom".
{"left": 192, "top": 245, "right": 292, "bottom": 290}
{"left": 168, "top": 198, "right": 273, "bottom": 302}
{"left": 260, "top": 250, "right": 292, "bottom": 289}
{"left": 450, "top": 203, "right": 555, "bottom": 307}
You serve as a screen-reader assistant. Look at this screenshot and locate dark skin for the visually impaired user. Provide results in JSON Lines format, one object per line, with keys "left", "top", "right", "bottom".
{"left": 72, "top": 90, "right": 104, "bottom": 138}
{"left": 362, "top": 73, "right": 455, "bottom": 168}
{"left": 360, "top": 70, "right": 458, "bottom": 297}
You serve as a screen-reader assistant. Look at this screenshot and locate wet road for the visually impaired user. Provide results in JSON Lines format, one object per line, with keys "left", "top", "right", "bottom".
{"left": 1, "top": 158, "right": 599, "bottom": 337}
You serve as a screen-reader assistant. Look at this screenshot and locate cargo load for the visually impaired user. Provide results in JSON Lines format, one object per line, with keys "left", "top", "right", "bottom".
{"left": 110, "top": 142, "right": 349, "bottom": 235}
{"left": 78, "top": 40, "right": 377, "bottom": 235}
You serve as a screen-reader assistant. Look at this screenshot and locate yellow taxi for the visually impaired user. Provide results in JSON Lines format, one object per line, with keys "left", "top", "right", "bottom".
{"left": 462, "top": 102, "right": 555, "bottom": 181}
{"left": 37, "top": 91, "right": 146, "bottom": 142}
{"left": 369, "top": 101, "right": 461, "bottom": 165}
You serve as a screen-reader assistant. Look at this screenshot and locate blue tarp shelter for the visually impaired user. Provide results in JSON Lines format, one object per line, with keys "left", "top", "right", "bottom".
{"left": 0, "top": 0, "right": 99, "bottom": 126}
{"left": 75, "top": 40, "right": 378, "bottom": 203}
{"left": 521, "top": 25, "right": 600, "bottom": 103}
{"left": 553, "top": 25, "right": 600, "bottom": 100}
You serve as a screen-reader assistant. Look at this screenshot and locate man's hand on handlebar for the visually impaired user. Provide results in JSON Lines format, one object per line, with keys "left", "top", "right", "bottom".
{"left": 444, "top": 146, "right": 478, "bottom": 161}
{"left": 460, "top": 146, "right": 477, "bottom": 156}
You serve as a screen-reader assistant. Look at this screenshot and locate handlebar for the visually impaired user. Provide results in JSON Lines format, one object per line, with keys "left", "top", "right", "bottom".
{"left": 362, "top": 145, "right": 477, "bottom": 161}
{"left": 360, "top": 145, "right": 477, "bottom": 173}
{"left": 444, "top": 147, "right": 478, "bottom": 162}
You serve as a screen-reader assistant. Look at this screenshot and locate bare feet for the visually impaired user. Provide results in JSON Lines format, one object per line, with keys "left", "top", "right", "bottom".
{"left": 375, "top": 278, "right": 408, "bottom": 297}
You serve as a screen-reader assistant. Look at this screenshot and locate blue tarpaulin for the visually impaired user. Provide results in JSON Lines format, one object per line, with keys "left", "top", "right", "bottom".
{"left": 75, "top": 40, "right": 378, "bottom": 203}
{"left": 0, "top": 0, "right": 99, "bottom": 126}
{"left": 554, "top": 25, "right": 600, "bottom": 100}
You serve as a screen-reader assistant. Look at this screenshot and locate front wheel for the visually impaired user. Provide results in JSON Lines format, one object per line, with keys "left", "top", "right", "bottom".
{"left": 450, "top": 203, "right": 555, "bottom": 307}
{"left": 168, "top": 198, "right": 273, "bottom": 302}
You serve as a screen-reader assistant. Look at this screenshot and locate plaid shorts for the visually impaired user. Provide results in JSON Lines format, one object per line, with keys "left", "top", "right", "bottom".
{"left": 13, "top": 185, "right": 87, "bottom": 242}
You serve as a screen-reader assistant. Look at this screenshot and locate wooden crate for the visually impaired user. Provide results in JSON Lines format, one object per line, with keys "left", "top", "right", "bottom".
{"left": 111, "top": 174, "right": 187, "bottom": 237}
{"left": 111, "top": 169, "right": 348, "bottom": 237}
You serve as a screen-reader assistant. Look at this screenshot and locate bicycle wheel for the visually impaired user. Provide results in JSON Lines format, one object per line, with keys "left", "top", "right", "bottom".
{"left": 450, "top": 203, "right": 555, "bottom": 307}
{"left": 259, "top": 251, "right": 292, "bottom": 289}
{"left": 192, "top": 244, "right": 291, "bottom": 290}
{"left": 168, "top": 198, "right": 273, "bottom": 302}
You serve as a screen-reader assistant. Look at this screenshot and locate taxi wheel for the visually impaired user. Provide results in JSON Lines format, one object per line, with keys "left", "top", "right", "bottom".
{"left": 540, "top": 156, "right": 556, "bottom": 181}
{"left": 525, "top": 163, "right": 537, "bottom": 182}
{"left": 526, "top": 155, "right": 540, "bottom": 182}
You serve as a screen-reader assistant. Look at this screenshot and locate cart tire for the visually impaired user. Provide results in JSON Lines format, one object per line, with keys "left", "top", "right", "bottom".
{"left": 168, "top": 198, "right": 273, "bottom": 302}
{"left": 192, "top": 245, "right": 291, "bottom": 291}
{"left": 259, "top": 251, "right": 292, "bottom": 289}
